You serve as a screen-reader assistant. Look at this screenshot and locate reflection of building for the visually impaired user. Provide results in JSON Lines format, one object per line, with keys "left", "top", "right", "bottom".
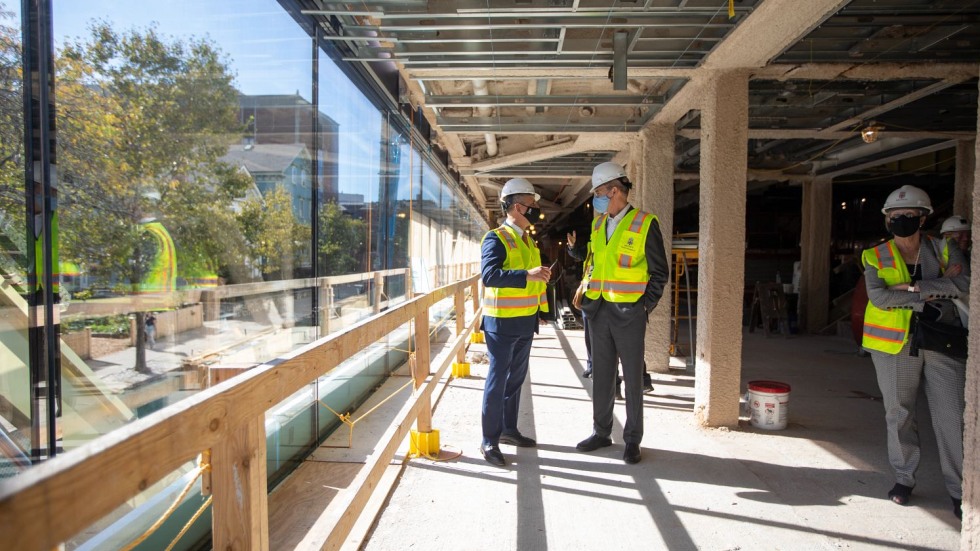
{"left": 238, "top": 94, "right": 340, "bottom": 202}
{"left": 338, "top": 193, "right": 365, "bottom": 218}
{"left": 221, "top": 144, "right": 313, "bottom": 224}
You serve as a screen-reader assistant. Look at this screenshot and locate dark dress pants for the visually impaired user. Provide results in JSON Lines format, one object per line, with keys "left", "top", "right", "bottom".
{"left": 588, "top": 300, "right": 646, "bottom": 443}
{"left": 481, "top": 330, "right": 534, "bottom": 446}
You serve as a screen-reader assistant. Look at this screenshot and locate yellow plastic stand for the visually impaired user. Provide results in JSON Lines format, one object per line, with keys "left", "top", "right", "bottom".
{"left": 452, "top": 362, "right": 470, "bottom": 377}
{"left": 409, "top": 429, "right": 440, "bottom": 457}
{"left": 469, "top": 331, "right": 485, "bottom": 343}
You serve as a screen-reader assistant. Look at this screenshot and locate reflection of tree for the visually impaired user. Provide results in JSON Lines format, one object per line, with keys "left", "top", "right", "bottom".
{"left": 319, "top": 201, "right": 366, "bottom": 276}
{"left": 54, "top": 23, "right": 247, "bottom": 372}
{"left": 0, "top": 4, "right": 23, "bottom": 217}
{"left": 237, "top": 185, "right": 310, "bottom": 280}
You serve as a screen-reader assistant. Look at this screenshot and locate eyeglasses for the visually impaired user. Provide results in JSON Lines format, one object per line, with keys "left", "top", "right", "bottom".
{"left": 888, "top": 211, "right": 922, "bottom": 220}
{"left": 593, "top": 185, "right": 614, "bottom": 198}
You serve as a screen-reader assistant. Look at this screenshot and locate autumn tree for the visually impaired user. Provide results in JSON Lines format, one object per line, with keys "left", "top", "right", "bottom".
{"left": 237, "top": 184, "right": 311, "bottom": 280}
{"left": 55, "top": 22, "right": 248, "bottom": 372}
{"left": 318, "top": 201, "right": 366, "bottom": 276}
{"left": 0, "top": 3, "right": 22, "bottom": 221}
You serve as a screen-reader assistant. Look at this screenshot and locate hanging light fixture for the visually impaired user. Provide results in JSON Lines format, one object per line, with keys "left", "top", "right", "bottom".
{"left": 861, "top": 121, "right": 884, "bottom": 143}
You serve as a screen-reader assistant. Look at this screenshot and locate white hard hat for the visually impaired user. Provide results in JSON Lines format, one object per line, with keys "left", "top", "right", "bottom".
{"left": 500, "top": 178, "right": 540, "bottom": 201}
{"left": 941, "top": 215, "right": 970, "bottom": 234}
{"left": 591, "top": 162, "right": 628, "bottom": 192}
{"left": 881, "top": 185, "right": 933, "bottom": 214}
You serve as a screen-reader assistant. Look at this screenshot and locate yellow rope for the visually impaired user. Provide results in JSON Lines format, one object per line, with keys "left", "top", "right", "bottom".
{"left": 164, "top": 495, "right": 213, "bottom": 551}
{"left": 318, "top": 378, "right": 415, "bottom": 448}
{"left": 118, "top": 459, "right": 209, "bottom": 551}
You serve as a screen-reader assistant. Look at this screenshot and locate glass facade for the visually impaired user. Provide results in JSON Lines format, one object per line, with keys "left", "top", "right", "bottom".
{"left": 0, "top": 1, "right": 487, "bottom": 546}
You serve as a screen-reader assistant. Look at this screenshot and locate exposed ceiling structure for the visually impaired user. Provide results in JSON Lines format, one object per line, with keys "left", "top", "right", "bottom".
{"left": 301, "top": 0, "right": 980, "bottom": 231}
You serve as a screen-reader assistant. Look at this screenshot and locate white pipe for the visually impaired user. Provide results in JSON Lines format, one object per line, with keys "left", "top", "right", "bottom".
{"left": 472, "top": 79, "right": 498, "bottom": 157}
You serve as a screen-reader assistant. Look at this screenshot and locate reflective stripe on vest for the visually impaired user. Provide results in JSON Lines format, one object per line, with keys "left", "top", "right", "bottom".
{"left": 482, "top": 226, "right": 549, "bottom": 317}
{"left": 585, "top": 208, "right": 656, "bottom": 303}
{"left": 861, "top": 240, "right": 911, "bottom": 354}
{"left": 140, "top": 221, "right": 177, "bottom": 293}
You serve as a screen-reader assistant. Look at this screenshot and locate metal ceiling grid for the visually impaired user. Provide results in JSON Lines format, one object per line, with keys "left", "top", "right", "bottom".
{"left": 775, "top": 0, "right": 980, "bottom": 64}
{"left": 303, "top": 0, "right": 980, "bottom": 234}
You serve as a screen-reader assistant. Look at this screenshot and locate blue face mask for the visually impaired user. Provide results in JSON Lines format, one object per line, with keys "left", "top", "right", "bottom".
{"left": 593, "top": 195, "right": 610, "bottom": 214}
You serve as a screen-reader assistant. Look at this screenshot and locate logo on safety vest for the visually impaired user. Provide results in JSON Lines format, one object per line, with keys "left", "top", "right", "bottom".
{"left": 621, "top": 236, "right": 637, "bottom": 253}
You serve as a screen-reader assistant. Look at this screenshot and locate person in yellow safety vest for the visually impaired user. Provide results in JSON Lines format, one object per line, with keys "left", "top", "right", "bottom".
{"left": 478, "top": 177, "right": 551, "bottom": 467}
{"left": 861, "top": 184, "right": 968, "bottom": 520}
{"left": 940, "top": 214, "right": 971, "bottom": 266}
{"left": 138, "top": 218, "right": 177, "bottom": 293}
{"left": 574, "top": 161, "right": 668, "bottom": 465}
{"left": 566, "top": 228, "right": 654, "bottom": 394}
{"left": 29, "top": 179, "right": 62, "bottom": 446}
{"left": 31, "top": 183, "right": 59, "bottom": 298}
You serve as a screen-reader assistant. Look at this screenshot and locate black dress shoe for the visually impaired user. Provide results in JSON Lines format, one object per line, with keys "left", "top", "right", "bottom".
{"left": 623, "top": 443, "right": 641, "bottom": 464}
{"left": 499, "top": 431, "right": 537, "bottom": 447}
{"left": 643, "top": 373, "right": 654, "bottom": 392}
{"left": 953, "top": 497, "right": 962, "bottom": 520}
{"left": 582, "top": 367, "right": 593, "bottom": 378}
{"left": 576, "top": 433, "right": 612, "bottom": 452}
{"left": 615, "top": 383, "right": 624, "bottom": 401}
{"left": 888, "top": 483, "right": 912, "bottom": 506}
{"left": 480, "top": 443, "right": 506, "bottom": 466}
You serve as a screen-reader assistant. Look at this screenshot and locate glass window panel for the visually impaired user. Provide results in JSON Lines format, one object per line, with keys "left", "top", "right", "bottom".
{"left": 51, "top": 0, "right": 315, "bottom": 446}
{"left": 0, "top": 0, "right": 33, "bottom": 476}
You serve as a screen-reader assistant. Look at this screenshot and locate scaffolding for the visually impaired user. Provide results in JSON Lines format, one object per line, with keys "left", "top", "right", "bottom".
{"left": 671, "top": 234, "right": 698, "bottom": 365}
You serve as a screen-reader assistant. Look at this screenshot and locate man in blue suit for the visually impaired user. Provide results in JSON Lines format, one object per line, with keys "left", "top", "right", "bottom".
{"left": 480, "top": 177, "right": 552, "bottom": 466}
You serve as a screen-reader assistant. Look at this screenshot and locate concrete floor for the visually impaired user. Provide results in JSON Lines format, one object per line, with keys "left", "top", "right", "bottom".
{"left": 360, "top": 325, "right": 963, "bottom": 551}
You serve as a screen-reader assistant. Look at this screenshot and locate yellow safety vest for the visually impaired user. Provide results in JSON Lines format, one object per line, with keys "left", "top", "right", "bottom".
{"left": 139, "top": 221, "right": 177, "bottom": 293}
{"left": 482, "top": 225, "right": 549, "bottom": 318}
{"left": 33, "top": 212, "right": 59, "bottom": 294}
{"left": 585, "top": 208, "right": 656, "bottom": 303}
{"left": 861, "top": 237, "right": 946, "bottom": 354}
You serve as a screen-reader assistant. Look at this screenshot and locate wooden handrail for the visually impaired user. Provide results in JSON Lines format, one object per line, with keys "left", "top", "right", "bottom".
{"left": 0, "top": 274, "right": 482, "bottom": 551}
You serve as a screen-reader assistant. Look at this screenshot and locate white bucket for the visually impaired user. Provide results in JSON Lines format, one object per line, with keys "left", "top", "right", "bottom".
{"left": 747, "top": 380, "right": 791, "bottom": 430}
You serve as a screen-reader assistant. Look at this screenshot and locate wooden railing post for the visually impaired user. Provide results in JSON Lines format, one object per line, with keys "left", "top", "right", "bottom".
{"left": 413, "top": 309, "right": 432, "bottom": 433}
{"left": 405, "top": 268, "right": 413, "bottom": 299}
{"left": 324, "top": 284, "right": 335, "bottom": 334}
{"left": 202, "top": 289, "right": 219, "bottom": 324}
{"left": 373, "top": 271, "right": 383, "bottom": 314}
{"left": 454, "top": 289, "right": 466, "bottom": 364}
{"left": 211, "top": 415, "right": 269, "bottom": 551}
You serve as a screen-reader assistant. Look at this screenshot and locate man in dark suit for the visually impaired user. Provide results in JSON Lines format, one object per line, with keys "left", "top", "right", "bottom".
{"left": 479, "top": 177, "right": 552, "bottom": 467}
{"left": 575, "top": 162, "right": 669, "bottom": 465}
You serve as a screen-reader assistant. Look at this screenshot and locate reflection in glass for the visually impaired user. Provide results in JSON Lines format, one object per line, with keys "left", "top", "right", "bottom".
{"left": 0, "top": 0, "right": 33, "bottom": 474}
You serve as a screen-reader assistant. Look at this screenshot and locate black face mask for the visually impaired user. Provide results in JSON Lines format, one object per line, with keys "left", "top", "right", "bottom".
{"left": 888, "top": 214, "right": 922, "bottom": 238}
{"left": 521, "top": 205, "right": 542, "bottom": 223}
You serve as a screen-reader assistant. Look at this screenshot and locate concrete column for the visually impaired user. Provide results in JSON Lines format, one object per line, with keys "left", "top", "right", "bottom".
{"left": 639, "top": 124, "right": 675, "bottom": 373}
{"left": 961, "top": 77, "right": 980, "bottom": 550}
{"left": 800, "top": 177, "right": 832, "bottom": 334}
{"left": 694, "top": 71, "right": 748, "bottom": 428}
{"left": 956, "top": 140, "right": 976, "bottom": 219}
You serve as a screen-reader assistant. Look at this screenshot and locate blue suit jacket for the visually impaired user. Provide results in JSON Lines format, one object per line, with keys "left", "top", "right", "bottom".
{"left": 480, "top": 229, "right": 540, "bottom": 336}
